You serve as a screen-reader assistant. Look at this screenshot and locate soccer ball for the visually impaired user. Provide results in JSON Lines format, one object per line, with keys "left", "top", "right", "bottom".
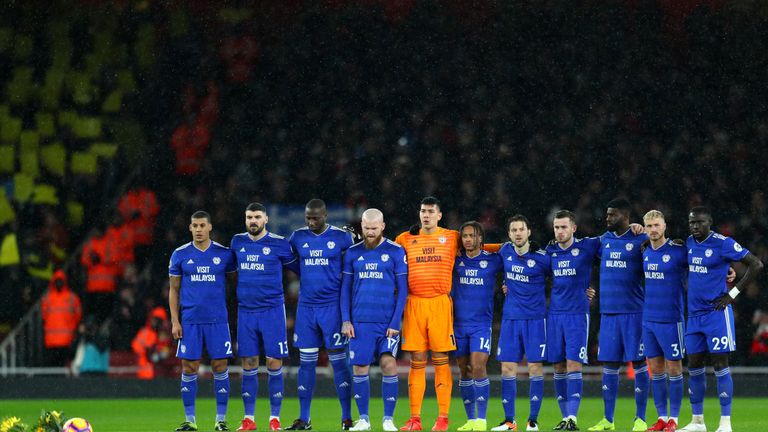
{"left": 62, "top": 417, "right": 93, "bottom": 432}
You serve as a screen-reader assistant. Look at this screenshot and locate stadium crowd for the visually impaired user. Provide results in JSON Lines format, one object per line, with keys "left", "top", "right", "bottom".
{"left": 0, "top": 0, "right": 766, "bottom": 374}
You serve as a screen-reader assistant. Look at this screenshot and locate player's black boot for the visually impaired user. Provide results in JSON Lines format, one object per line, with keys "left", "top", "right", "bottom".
{"left": 553, "top": 420, "right": 568, "bottom": 430}
{"left": 341, "top": 418, "right": 354, "bottom": 430}
{"left": 214, "top": 421, "right": 231, "bottom": 431}
{"left": 286, "top": 419, "right": 312, "bottom": 430}
{"left": 564, "top": 419, "right": 579, "bottom": 431}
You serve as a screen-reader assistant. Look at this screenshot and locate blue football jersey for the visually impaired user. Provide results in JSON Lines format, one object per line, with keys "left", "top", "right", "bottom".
{"left": 546, "top": 237, "right": 601, "bottom": 314}
{"left": 168, "top": 241, "right": 237, "bottom": 324}
{"left": 289, "top": 225, "right": 354, "bottom": 306}
{"left": 687, "top": 232, "right": 749, "bottom": 316}
{"left": 642, "top": 239, "right": 687, "bottom": 323}
{"left": 598, "top": 230, "right": 648, "bottom": 313}
{"left": 499, "top": 243, "right": 551, "bottom": 320}
{"left": 452, "top": 250, "right": 503, "bottom": 326}
{"left": 231, "top": 231, "right": 297, "bottom": 311}
{"left": 341, "top": 239, "right": 408, "bottom": 329}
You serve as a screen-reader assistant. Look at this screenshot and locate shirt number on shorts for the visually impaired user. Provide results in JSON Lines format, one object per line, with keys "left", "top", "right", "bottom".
{"left": 479, "top": 337, "right": 491, "bottom": 351}
{"left": 712, "top": 336, "right": 729, "bottom": 350}
{"left": 671, "top": 343, "right": 680, "bottom": 357}
{"left": 539, "top": 344, "right": 546, "bottom": 357}
{"left": 333, "top": 332, "right": 345, "bottom": 347}
{"left": 278, "top": 341, "right": 289, "bottom": 355}
{"left": 225, "top": 341, "right": 233, "bottom": 355}
{"left": 579, "top": 346, "right": 587, "bottom": 361}
{"left": 638, "top": 343, "right": 645, "bottom": 357}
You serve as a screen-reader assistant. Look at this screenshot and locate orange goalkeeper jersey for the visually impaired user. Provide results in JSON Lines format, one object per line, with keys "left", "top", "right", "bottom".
{"left": 395, "top": 227, "right": 460, "bottom": 298}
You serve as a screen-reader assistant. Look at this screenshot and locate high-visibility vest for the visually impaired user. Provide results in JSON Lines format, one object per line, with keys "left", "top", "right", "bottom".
{"left": 132, "top": 326, "right": 157, "bottom": 380}
{"left": 41, "top": 271, "right": 82, "bottom": 348}
{"left": 80, "top": 236, "right": 117, "bottom": 293}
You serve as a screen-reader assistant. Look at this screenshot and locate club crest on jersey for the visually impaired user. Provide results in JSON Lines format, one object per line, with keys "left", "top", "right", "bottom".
{"left": 349, "top": 350, "right": 355, "bottom": 359}
{"left": 734, "top": 242, "right": 743, "bottom": 252}
{"left": 381, "top": 254, "right": 389, "bottom": 262}
{"left": 625, "top": 243, "right": 634, "bottom": 251}
{"left": 571, "top": 248, "right": 580, "bottom": 257}
{"left": 438, "top": 236, "right": 446, "bottom": 244}
{"left": 705, "top": 249, "right": 713, "bottom": 257}
{"left": 662, "top": 254, "right": 671, "bottom": 263}
{"left": 213, "top": 257, "right": 221, "bottom": 265}
{"left": 528, "top": 259, "right": 536, "bottom": 268}
{"left": 327, "top": 241, "right": 336, "bottom": 249}
{"left": 479, "top": 260, "right": 488, "bottom": 269}
{"left": 180, "top": 344, "right": 186, "bottom": 354}
{"left": 263, "top": 247, "right": 271, "bottom": 255}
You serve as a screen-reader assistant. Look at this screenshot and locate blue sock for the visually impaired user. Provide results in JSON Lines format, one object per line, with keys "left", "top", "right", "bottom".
{"left": 242, "top": 368, "right": 258, "bottom": 417}
{"left": 688, "top": 367, "right": 706, "bottom": 416}
{"left": 475, "top": 377, "right": 490, "bottom": 420}
{"left": 715, "top": 367, "right": 733, "bottom": 416}
{"left": 669, "top": 374, "right": 683, "bottom": 418}
{"left": 501, "top": 376, "right": 516, "bottom": 421}
{"left": 181, "top": 373, "right": 198, "bottom": 422}
{"left": 602, "top": 367, "right": 619, "bottom": 422}
{"left": 330, "top": 352, "right": 353, "bottom": 420}
{"left": 382, "top": 375, "right": 398, "bottom": 420}
{"left": 298, "top": 351, "right": 318, "bottom": 422}
{"left": 651, "top": 372, "right": 668, "bottom": 419}
{"left": 268, "top": 367, "right": 284, "bottom": 417}
{"left": 634, "top": 364, "right": 649, "bottom": 421}
{"left": 352, "top": 374, "right": 370, "bottom": 421}
{"left": 459, "top": 379, "right": 475, "bottom": 420}
{"left": 554, "top": 373, "right": 568, "bottom": 419}
{"left": 567, "top": 371, "right": 583, "bottom": 419}
{"left": 529, "top": 375, "right": 544, "bottom": 422}
{"left": 213, "top": 369, "right": 230, "bottom": 422}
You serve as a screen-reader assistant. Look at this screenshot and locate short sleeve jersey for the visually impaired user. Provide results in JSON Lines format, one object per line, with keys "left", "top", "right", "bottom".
{"left": 231, "top": 231, "right": 297, "bottom": 311}
{"left": 289, "top": 225, "right": 354, "bottom": 306}
{"left": 395, "top": 227, "right": 460, "bottom": 298}
{"left": 598, "top": 230, "right": 648, "bottom": 313}
{"left": 687, "top": 232, "right": 749, "bottom": 316}
{"left": 452, "top": 250, "right": 503, "bottom": 326}
{"left": 499, "top": 243, "right": 551, "bottom": 320}
{"left": 168, "top": 241, "right": 237, "bottom": 324}
{"left": 643, "top": 239, "right": 687, "bottom": 322}
{"left": 546, "top": 237, "right": 601, "bottom": 314}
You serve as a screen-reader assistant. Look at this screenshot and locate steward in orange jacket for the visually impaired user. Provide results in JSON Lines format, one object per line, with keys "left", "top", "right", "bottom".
{"left": 41, "top": 269, "right": 82, "bottom": 366}
{"left": 131, "top": 307, "right": 172, "bottom": 379}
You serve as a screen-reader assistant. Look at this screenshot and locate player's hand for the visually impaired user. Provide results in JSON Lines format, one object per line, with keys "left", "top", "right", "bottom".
{"left": 409, "top": 224, "right": 420, "bottom": 235}
{"left": 386, "top": 328, "right": 400, "bottom": 338}
{"left": 640, "top": 239, "right": 650, "bottom": 252}
{"left": 342, "top": 321, "right": 355, "bottom": 339}
{"left": 629, "top": 223, "right": 645, "bottom": 235}
{"left": 171, "top": 320, "right": 183, "bottom": 339}
{"left": 712, "top": 293, "right": 735, "bottom": 310}
{"left": 586, "top": 287, "right": 596, "bottom": 303}
{"left": 501, "top": 283, "right": 508, "bottom": 296}
{"left": 726, "top": 266, "right": 737, "bottom": 284}
{"left": 342, "top": 224, "right": 361, "bottom": 242}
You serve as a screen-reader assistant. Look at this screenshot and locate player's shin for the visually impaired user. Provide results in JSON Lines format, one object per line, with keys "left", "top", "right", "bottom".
{"left": 298, "top": 351, "right": 319, "bottom": 421}
{"left": 268, "top": 367, "right": 284, "bottom": 417}
{"left": 529, "top": 375, "right": 544, "bottom": 422}
{"left": 601, "top": 367, "right": 620, "bottom": 422}
{"left": 714, "top": 367, "right": 733, "bottom": 417}
{"left": 460, "top": 379, "right": 476, "bottom": 420}
{"left": 242, "top": 368, "right": 258, "bottom": 418}
{"left": 501, "top": 376, "right": 516, "bottom": 421}
{"left": 669, "top": 374, "right": 684, "bottom": 420}
{"left": 353, "top": 374, "right": 371, "bottom": 421}
{"left": 433, "top": 356, "right": 453, "bottom": 416}
{"left": 382, "top": 375, "right": 399, "bottom": 420}
{"left": 330, "top": 351, "right": 353, "bottom": 420}
{"left": 213, "top": 369, "right": 230, "bottom": 422}
{"left": 566, "top": 371, "right": 583, "bottom": 419}
{"left": 687, "top": 368, "right": 706, "bottom": 417}
{"left": 651, "top": 373, "right": 669, "bottom": 419}
{"left": 475, "top": 377, "right": 490, "bottom": 420}
{"left": 634, "top": 364, "right": 649, "bottom": 421}
{"left": 408, "top": 359, "right": 427, "bottom": 416}
{"left": 554, "top": 373, "right": 568, "bottom": 419}
{"left": 181, "top": 373, "right": 198, "bottom": 422}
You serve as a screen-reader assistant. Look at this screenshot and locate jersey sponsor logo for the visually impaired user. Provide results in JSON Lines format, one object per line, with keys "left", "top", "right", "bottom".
{"left": 734, "top": 242, "right": 743, "bottom": 252}
{"left": 263, "top": 247, "right": 271, "bottom": 255}
{"left": 327, "top": 241, "right": 336, "bottom": 249}
{"left": 439, "top": 236, "right": 447, "bottom": 244}
{"left": 571, "top": 249, "right": 580, "bottom": 257}
{"left": 663, "top": 254, "right": 670, "bottom": 263}
{"left": 381, "top": 254, "right": 389, "bottom": 262}
{"left": 187, "top": 259, "right": 194, "bottom": 264}
{"left": 479, "top": 260, "right": 488, "bottom": 269}
{"left": 527, "top": 259, "right": 536, "bottom": 268}
{"left": 625, "top": 243, "right": 634, "bottom": 251}
{"left": 213, "top": 257, "right": 221, "bottom": 265}
{"left": 705, "top": 249, "right": 713, "bottom": 257}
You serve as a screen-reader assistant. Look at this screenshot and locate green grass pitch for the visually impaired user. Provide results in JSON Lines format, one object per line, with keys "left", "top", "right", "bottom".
{"left": 2, "top": 397, "right": 766, "bottom": 431}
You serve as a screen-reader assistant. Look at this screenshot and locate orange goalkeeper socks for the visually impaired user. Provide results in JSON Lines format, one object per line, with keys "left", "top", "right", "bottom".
{"left": 408, "top": 359, "right": 427, "bottom": 416}
{"left": 433, "top": 356, "right": 452, "bottom": 416}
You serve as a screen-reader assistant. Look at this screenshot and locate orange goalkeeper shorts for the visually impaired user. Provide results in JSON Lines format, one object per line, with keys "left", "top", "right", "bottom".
{"left": 401, "top": 294, "right": 456, "bottom": 353}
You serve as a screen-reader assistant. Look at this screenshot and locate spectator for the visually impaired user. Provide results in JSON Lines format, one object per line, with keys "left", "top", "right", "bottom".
{"left": 131, "top": 306, "right": 172, "bottom": 380}
{"left": 71, "top": 315, "right": 110, "bottom": 376}
{"left": 40, "top": 269, "right": 82, "bottom": 367}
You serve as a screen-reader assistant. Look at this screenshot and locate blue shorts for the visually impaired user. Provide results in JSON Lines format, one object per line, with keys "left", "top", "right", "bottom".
{"left": 497, "top": 318, "right": 547, "bottom": 363}
{"left": 547, "top": 313, "right": 589, "bottom": 364}
{"left": 349, "top": 322, "right": 400, "bottom": 366}
{"left": 177, "top": 322, "right": 233, "bottom": 360}
{"left": 238, "top": 304, "right": 289, "bottom": 359}
{"left": 597, "top": 313, "right": 644, "bottom": 362}
{"left": 454, "top": 324, "right": 492, "bottom": 357}
{"left": 685, "top": 307, "right": 736, "bottom": 355}
{"left": 643, "top": 320, "right": 685, "bottom": 361}
{"left": 293, "top": 303, "right": 347, "bottom": 349}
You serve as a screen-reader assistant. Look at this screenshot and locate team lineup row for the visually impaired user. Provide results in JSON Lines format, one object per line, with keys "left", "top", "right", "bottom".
{"left": 167, "top": 197, "right": 763, "bottom": 432}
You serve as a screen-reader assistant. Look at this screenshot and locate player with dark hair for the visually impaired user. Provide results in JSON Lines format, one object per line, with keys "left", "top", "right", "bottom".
{"left": 230, "top": 203, "right": 299, "bottom": 431}
{"left": 679, "top": 207, "right": 763, "bottom": 432}
{"left": 492, "top": 215, "right": 550, "bottom": 432}
{"left": 169, "top": 211, "right": 238, "bottom": 432}
{"left": 287, "top": 199, "right": 355, "bottom": 431}
{"left": 341, "top": 209, "right": 408, "bottom": 432}
{"left": 453, "top": 221, "right": 503, "bottom": 432}
{"left": 590, "top": 198, "right": 650, "bottom": 432}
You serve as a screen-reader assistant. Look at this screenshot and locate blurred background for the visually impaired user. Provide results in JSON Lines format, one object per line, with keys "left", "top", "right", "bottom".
{"left": 0, "top": 0, "right": 767, "bottom": 387}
